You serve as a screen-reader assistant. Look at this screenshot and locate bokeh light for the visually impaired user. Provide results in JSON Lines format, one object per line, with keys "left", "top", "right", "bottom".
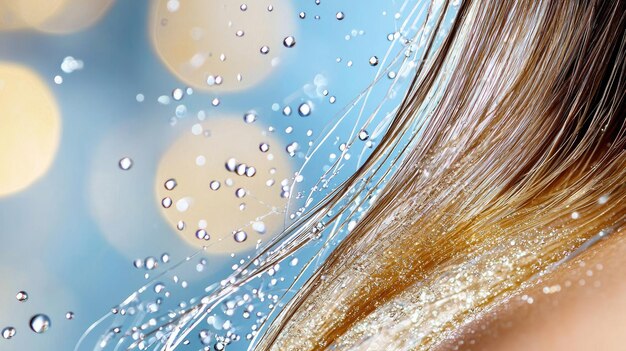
{"left": 0, "top": 0, "right": 114, "bottom": 33}
{"left": 149, "top": 0, "right": 296, "bottom": 92}
{"left": 0, "top": 63, "right": 60, "bottom": 197}
{"left": 156, "top": 117, "right": 293, "bottom": 254}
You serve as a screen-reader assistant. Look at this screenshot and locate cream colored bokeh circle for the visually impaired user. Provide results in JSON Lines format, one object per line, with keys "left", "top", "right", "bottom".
{"left": 156, "top": 118, "right": 293, "bottom": 254}
{"left": 0, "top": 63, "right": 60, "bottom": 197}
{"left": 1, "top": 0, "right": 66, "bottom": 29}
{"left": 0, "top": 0, "right": 114, "bottom": 33}
{"left": 149, "top": 0, "right": 296, "bottom": 91}
{"left": 32, "top": 0, "right": 115, "bottom": 34}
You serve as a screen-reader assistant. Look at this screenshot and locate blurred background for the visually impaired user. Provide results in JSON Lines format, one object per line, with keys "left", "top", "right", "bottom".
{"left": 0, "top": 0, "right": 444, "bottom": 349}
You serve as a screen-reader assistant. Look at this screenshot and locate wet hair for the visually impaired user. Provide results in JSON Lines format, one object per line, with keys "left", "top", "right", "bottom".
{"left": 256, "top": 0, "right": 626, "bottom": 349}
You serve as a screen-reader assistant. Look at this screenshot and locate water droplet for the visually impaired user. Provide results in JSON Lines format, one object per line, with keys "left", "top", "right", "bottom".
{"left": 164, "top": 179, "right": 177, "bottom": 190}
{"left": 196, "top": 229, "right": 209, "bottom": 240}
{"left": 154, "top": 283, "right": 166, "bottom": 293}
{"left": 233, "top": 231, "right": 247, "bottom": 242}
{"left": 282, "top": 106, "right": 292, "bottom": 116}
{"left": 298, "top": 103, "right": 311, "bottom": 117}
{"left": 16, "top": 291, "right": 28, "bottom": 302}
{"left": 252, "top": 221, "right": 266, "bottom": 234}
{"left": 235, "top": 163, "right": 247, "bottom": 176}
{"left": 259, "top": 143, "right": 270, "bottom": 152}
{"left": 161, "top": 253, "right": 170, "bottom": 263}
{"left": 65, "top": 312, "right": 74, "bottom": 320}
{"left": 283, "top": 36, "right": 296, "bottom": 48}
{"left": 29, "top": 314, "right": 51, "bottom": 334}
{"left": 235, "top": 188, "right": 246, "bottom": 198}
{"left": 209, "top": 180, "right": 221, "bottom": 191}
{"left": 299, "top": 12, "right": 306, "bottom": 19}
{"left": 260, "top": 46, "right": 270, "bottom": 55}
{"left": 358, "top": 130, "right": 369, "bottom": 141}
{"left": 118, "top": 157, "right": 133, "bottom": 170}
{"left": 369, "top": 56, "right": 379, "bottom": 66}
{"left": 171, "top": 88, "right": 184, "bottom": 101}
{"left": 161, "top": 197, "right": 173, "bottom": 208}
{"left": 243, "top": 112, "right": 257, "bottom": 124}
{"left": 336, "top": 12, "right": 345, "bottom": 20}
{"left": 225, "top": 158, "right": 237, "bottom": 172}
{"left": 240, "top": 4, "right": 247, "bottom": 11}
{"left": 145, "top": 257, "right": 158, "bottom": 270}
{"left": 245, "top": 167, "right": 256, "bottom": 177}
{"left": 2, "top": 327, "right": 16, "bottom": 339}
{"left": 133, "top": 259, "right": 143, "bottom": 268}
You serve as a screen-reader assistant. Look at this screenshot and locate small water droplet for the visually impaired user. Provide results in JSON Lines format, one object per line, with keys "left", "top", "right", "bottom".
{"left": 358, "top": 130, "right": 369, "bottom": 141}
{"left": 245, "top": 167, "right": 256, "bottom": 177}
{"left": 298, "top": 103, "right": 311, "bottom": 117}
{"left": 196, "top": 229, "right": 209, "bottom": 240}
{"left": 145, "top": 257, "right": 158, "bottom": 270}
{"left": 336, "top": 12, "right": 345, "bottom": 20}
{"left": 259, "top": 143, "right": 270, "bottom": 152}
{"left": 283, "top": 36, "right": 296, "bottom": 48}
{"left": 282, "top": 106, "right": 292, "bottom": 116}
{"left": 29, "top": 314, "right": 51, "bottom": 334}
{"left": 161, "top": 197, "right": 173, "bottom": 208}
{"left": 133, "top": 259, "right": 143, "bottom": 268}
{"left": 65, "top": 312, "right": 74, "bottom": 320}
{"left": 209, "top": 180, "right": 221, "bottom": 191}
{"left": 2, "top": 327, "right": 16, "bottom": 339}
{"left": 233, "top": 231, "right": 247, "bottom": 242}
{"left": 369, "top": 56, "right": 379, "bottom": 66}
{"left": 235, "top": 188, "right": 246, "bottom": 198}
{"left": 164, "top": 179, "right": 177, "bottom": 190}
{"left": 16, "top": 291, "right": 28, "bottom": 302}
{"left": 118, "top": 157, "right": 133, "bottom": 170}
{"left": 252, "top": 221, "right": 266, "bottom": 234}
{"left": 240, "top": 3, "right": 247, "bottom": 11}
{"left": 161, "top": 253, "right": 170, "bottom": 263}
{"left": 260, "top": 46, "right": 270, "bottom": 55}
{"left": 171, "top": 88, "right": 184, "bottom": 101}
{"left": 225, "top": 158, "right": 237, "bottom": 172}
{"left": 243, "top": 112, "right": 257, "bottom": 124}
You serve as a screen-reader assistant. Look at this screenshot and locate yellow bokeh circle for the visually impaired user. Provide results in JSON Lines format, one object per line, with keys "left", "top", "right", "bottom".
{"left": 156, "top": 118, "right": 293, "bottom": 254}
{"left": 0, "top": 0, "right": 114, "bottom": 33}
{"left": 149, "top": 0, "right": 296, "bottom": 92}
{"left": 0, "top": 63, "right": 60, "bottom": 197}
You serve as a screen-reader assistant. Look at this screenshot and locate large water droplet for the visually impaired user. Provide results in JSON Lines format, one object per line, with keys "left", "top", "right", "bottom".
{"left": 29, "top": 314, "right": 51, "bottom": 334}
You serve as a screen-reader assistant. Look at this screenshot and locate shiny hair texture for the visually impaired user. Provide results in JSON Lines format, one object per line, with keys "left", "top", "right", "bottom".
{"left": 256, "top": 0, "right": 626, "bottom": 350}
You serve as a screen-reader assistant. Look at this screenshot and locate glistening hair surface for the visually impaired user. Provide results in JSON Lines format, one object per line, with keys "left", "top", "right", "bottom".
{"left": 255, "top": 0, "right": 626, "bottom": 350}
